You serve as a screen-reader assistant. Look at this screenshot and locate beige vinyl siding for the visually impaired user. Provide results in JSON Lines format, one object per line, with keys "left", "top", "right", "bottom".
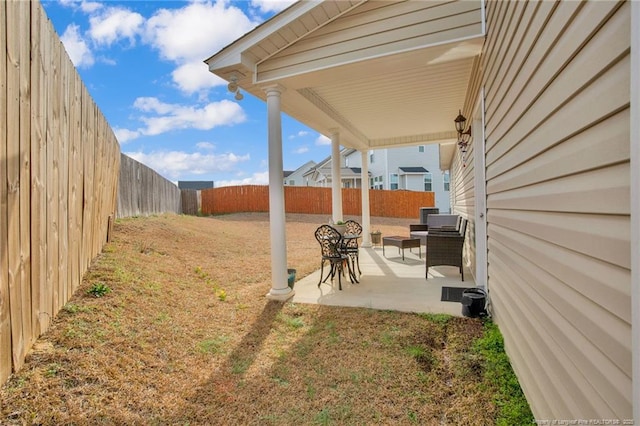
{"left": 257, "top": 0, "right": 483, "bottom": 81}
{"left": 450, "top": 143, "right": 476, "bottom": 275}
{"left": 450, "top": 53, "right": 483, "bottom": 279}
{"left": 482, "top": 0, "right": 631, "bottom": 419}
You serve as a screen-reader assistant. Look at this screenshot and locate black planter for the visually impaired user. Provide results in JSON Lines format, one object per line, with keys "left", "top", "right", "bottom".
{"left": 460, "top": 288, "right": 486, "bottom": 318}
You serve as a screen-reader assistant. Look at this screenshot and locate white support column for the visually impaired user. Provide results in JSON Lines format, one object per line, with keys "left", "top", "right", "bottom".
{"left": 360, "top": 150, "right": 372, "bottom": 247}
{"left": 330, "top": 130, "right": 343, "bottom": 223}
{"left": 264, "top": 85, "right": 293, "bottom": 301}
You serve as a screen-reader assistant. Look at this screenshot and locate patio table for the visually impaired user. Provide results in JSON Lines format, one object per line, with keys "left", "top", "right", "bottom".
{"left": 382, "top": 236, "right": 421, "bottom": 261}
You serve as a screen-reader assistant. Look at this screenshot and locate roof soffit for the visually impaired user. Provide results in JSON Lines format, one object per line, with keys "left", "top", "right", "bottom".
{"left": 206, "top": 0, "right": 485, "bottom": 153}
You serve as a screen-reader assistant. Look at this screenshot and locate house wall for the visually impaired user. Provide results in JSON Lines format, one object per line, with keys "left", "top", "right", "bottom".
{"left": 284, "top": 160, "right": 316, "bottom": 186}
{"left": 449, "top": 53, "right": 483, "bottom": 285}
{"left": 479, "top": 0, "right": 631, "bottom": 419}
{"left": 360, "top": 145, "right": 451, "bottom": 213}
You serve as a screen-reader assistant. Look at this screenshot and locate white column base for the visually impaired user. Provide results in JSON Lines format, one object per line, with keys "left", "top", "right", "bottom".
{"left": 266, "top": 287, "right": 295, "bottom": 301}
{"left": 361, "top": 242, "right": 373, "bottom": 248}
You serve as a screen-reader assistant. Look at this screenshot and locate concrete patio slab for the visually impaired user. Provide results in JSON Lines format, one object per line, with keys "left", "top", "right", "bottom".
{"left": 291, "top": 246, "right": 476, "bottom": 316}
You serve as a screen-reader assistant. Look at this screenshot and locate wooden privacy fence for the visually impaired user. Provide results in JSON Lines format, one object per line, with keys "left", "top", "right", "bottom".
{"left": 1, "top": 1, "right": 120, "bottom": 385}
{"left": 116, "top": 154, "right": 181, "bottom": 218}
{"left": 201, "top": 185, "right": 435, "bottom": 218}
{"left": 180, "top": 190, "right": 199, "bottom": 216}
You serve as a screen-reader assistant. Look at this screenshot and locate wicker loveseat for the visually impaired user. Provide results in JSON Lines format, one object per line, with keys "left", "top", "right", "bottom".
{"left": 409, "top": 214, "right": 460, "bottom": 245}
{"left": 425, "top": 218, "right": 468, "bottom": 281}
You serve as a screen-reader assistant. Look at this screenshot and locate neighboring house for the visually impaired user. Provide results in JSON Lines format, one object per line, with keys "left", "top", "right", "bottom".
{"left": 206, "top": 0, "right": 637, "bottom": 419}
{"left": 344, "top": 145, "right": 450, "bottom": 213}
{"left": 301, "top": 146, "right": 450, "bottom": 213}
{"left": 303, "top": 149, "right": 368, "bottom": 188}
{"left": 177, "top": 181, "right": 214, "bottom": 190}
{"left": 283, "top": 160, "right": 316, "bottom": 186}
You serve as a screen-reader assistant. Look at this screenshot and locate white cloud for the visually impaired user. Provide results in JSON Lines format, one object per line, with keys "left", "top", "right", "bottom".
{"left": 172, "top": 61, "right": 225, "bottom": 94}
{"left": 215, "top": 171, "right": 270, "bottom": 187}
{"left": 251, "top": 0, "right": 297, "bottom": 14}
{"left": 316, "top": 134, "right": 331, "bottom": 145}
{"left": 113, "top": 128, "right": 140, "bottom": 144}
{"left": 125, "top": 150, "right": 251, "bottom": 180}
{"left": 59, "top": 0, "right": 102, "bottom": 13}
{"left": 145, "top": 1, "right": 256, "bottom": 62}
{"left": 127, "top": 97, "right": 246, "bottom": 138}
{"left": 88, "top": 6, "right": 144, "bottom": 46}
{"left": 60, "top": 24, "right": 94, "bottom": 68}
{"left": 294, "top": 146, "right": 309, "bottom": 154}
{"left": 79, "top": 1, "right": 102, "bottom": 14}
{"left": 196, "top": 142, "right": 216, "bottom": 150}
{"left": 143, "top": 1, "right": 259, "bottom": 93}
{"left": 288, "top": 130, "right": 309, "bottom": 140}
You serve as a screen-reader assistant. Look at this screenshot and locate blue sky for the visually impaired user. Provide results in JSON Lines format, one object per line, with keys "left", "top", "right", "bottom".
{"left": 41, "top": 0, "right": 332, "bottom": 186}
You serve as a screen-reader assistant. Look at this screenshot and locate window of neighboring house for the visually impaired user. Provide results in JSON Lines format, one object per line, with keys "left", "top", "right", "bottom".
{"left": 443, "top": 171, "right": 450, "bottom": 191}
{"left": 370, "top": 177, "right": 374, "bottom": 189}
{"left": 372, "top": 175, "right": 384, "bottom": 190}
{"left": 369, "top": 153, "right": 374, "bottom": 164}
{"left": 289, "top": 180, "right": 295, "bottom": 186}
{"left": 344, "top": 180, "right": 351, "bottom": 189}
{"left": 424, "top": 173, "right": 433, "bottom": 191}
{"left": 418, "top": 145, "right": 425, "bottom": 153}
{"left": 390, "top": 173, "right": 398, "bottom": 190}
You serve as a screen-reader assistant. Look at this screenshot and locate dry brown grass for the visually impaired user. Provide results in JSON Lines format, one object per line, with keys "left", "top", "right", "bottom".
{"left": 1, "top": 213, "right": 498, "bottom": 425}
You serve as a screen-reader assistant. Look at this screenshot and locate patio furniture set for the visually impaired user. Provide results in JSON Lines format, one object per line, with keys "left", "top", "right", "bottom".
{"left": 314, "top": 211, "right": 468, "bottom": 290}
{"left": 314, "top": 220, "right": 362, "bottom": 290}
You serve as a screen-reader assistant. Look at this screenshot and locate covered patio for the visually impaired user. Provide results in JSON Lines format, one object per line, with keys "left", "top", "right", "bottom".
{"left": 292, "top": 244, "right": 476, "bottom": 316}
{"left": 205, "top": 1, "right": 486, "bottom": 301}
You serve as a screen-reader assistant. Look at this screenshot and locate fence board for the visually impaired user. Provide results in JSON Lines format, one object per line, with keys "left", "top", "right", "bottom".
{"left": 40, "top": 4, "right": 54, "bottom": 337}
{"left": 18, "top": 0, "right": 34, "bottom": 363}
{"left": 58, "top": 45, "right": 69, "bottom": 308}
{"left": 0, "top": 0, "right": 11, "bottom": 386}
{"left": 69, "top": 68, "right": 81, "bottom": 293}
{"left": 200, "top": 186, "right": 435, "bottom": 218}
{"left": 30, "top": 0, "right": 47, "bottom": 339}
{"left": 181, "top": 189, "right": 199, "bottom": 215}
{"left": 6, "top": 0, "right": 27, "bottom": 372}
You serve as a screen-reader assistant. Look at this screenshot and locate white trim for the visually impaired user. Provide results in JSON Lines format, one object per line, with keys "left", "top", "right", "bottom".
{"left": 205, "top": 1, "right": 324, "bottom": 69}
{"left": 630, "top": 1, "right": 639, "bottom": 420}
{"left": 473, "top": 88, "right": 488, "bottom": 289}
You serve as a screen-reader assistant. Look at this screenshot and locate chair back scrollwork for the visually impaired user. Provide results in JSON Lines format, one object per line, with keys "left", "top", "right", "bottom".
{"left": 315, "top": 225, "right": 343, "bottom": 259}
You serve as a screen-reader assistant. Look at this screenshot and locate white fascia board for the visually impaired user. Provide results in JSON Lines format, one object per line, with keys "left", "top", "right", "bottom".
{"left": 205, "top": 1, "right": 323, "bottom": 73}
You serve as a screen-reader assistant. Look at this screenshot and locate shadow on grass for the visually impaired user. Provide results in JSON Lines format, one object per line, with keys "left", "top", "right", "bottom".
{"left": 155, "top": 302, "right": 509, "bottom": 425}
{"left": 172, "top": 300, "right": 285, "bottom": 419}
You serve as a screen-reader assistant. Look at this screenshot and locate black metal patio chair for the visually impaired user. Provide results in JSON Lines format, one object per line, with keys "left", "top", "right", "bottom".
{"left": 315, "top": 224, "right": 351, "bottom": 290}
{"left": 342, "top": 219, "right": 362, "bottom": 277}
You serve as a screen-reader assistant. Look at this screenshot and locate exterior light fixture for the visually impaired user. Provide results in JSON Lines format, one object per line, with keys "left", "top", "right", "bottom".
{"left": 227, "top": 74, "right": 243, "bottom": 101}
{"left": 454, "top": 110, "right": 472, "bottom": 167}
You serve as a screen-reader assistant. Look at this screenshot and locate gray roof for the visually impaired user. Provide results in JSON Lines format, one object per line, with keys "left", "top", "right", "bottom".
{"left": 399, "top": 167, "right": 428, "bottom": 173}
{"left": 178, "top": 181, "right": 214, "bottom": 190}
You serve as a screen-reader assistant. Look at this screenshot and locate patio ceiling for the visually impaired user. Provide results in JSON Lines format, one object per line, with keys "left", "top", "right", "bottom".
{"left": 206, "top": 0, "right": 484, "bottom": 158}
